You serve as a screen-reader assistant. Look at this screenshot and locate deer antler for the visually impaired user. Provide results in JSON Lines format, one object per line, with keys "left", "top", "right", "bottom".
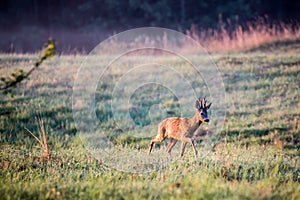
{"left": 195, "top": 99, "right": 200, "bottom": 110}
{"left": 199, "top": 98, "right": 203, "bottom": 108}
{"left": 203, "top": 96, "right": 207, "bottom": 107}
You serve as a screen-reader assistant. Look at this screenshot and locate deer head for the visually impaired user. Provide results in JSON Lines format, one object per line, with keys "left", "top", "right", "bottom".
{"left": 195, "top": 97, "right": 212, "bottom": 123}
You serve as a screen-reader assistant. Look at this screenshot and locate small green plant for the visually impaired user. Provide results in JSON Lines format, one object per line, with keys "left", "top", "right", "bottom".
{"left": 0, "top": 38, "right": 56, "bottom": 92}
{"left": 25, "top": 116, "right": 50, "bottom": 159}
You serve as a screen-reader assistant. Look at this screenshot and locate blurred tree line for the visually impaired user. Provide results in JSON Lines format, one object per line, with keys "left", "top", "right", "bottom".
{"left": 0, "top": 0, "right": 299, "bottom": 53}
{"left": 1, "top": 0, "right": 299, "bottom": 30}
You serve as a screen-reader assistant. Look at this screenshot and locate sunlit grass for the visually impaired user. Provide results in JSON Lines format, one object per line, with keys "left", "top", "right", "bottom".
{"left": 0, "top": 41, "right": 299, "bottom": 199}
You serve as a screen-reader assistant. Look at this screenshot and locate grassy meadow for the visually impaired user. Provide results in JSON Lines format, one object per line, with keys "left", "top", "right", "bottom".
{"left": 0, "top": 39, "right": 300, "bottom": 199}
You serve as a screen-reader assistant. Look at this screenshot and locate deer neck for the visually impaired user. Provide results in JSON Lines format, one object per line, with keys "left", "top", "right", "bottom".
{"left": 189, "top": 112, "right": 202, "bottom": 129}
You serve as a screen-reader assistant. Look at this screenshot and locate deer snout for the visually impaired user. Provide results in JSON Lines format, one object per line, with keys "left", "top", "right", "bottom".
{"left": 204, "top": 119, "right": 209, "bottom": 123}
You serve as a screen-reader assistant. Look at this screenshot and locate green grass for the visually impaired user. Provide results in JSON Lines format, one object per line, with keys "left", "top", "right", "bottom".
{"left": 0, "top": 41, "right": 299, "bottom": 199}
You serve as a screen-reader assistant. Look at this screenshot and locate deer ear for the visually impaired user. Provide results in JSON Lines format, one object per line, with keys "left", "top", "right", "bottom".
{"left": 206, "top": 102, "right": 212, "bottom": 109}
{"left": 195, "top": 100, "right": 201, "bottom": 110}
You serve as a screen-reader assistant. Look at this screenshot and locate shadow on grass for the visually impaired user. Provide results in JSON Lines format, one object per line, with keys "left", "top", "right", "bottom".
{"left": 225, "top": 127, "right": 289, "bottom": 139}
{"left": 245, "top": 39, "right": 300, "bottom": 53}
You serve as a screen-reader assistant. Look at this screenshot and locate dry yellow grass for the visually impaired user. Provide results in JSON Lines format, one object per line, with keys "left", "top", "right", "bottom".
{"left": 186, "top": 18, "right": 300, "bottom": 52}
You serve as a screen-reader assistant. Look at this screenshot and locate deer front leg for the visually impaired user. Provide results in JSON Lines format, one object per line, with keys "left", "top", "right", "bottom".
{"left": 181, "top": 137, "right": 198, "bottom": 158}
{"left": 190, "top": 139, "right": 198, "bottom": 158}
{"left": 180, "top": 142, "right": 187, "bottom": 157}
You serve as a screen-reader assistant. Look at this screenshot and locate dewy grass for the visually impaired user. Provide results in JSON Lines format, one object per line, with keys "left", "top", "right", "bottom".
{"left": 0, "top": 40, "right": 299, "bottom": 199}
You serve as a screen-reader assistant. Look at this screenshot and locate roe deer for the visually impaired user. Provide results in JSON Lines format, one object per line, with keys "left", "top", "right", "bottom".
{"left": 148, "top": 97, "right": 211, "bottom": 158}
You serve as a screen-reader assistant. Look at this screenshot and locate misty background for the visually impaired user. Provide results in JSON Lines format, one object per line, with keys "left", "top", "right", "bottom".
{"left": 1, "top": 0, "right": 300, "bottom": 53}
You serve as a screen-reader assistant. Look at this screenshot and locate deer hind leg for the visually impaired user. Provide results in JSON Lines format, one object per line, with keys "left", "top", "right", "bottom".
{"left": 148, "top": 128, "right": 166, "bottom": 155}
{"left": 166, "top": 138, "right": 177, "bottom": 155}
